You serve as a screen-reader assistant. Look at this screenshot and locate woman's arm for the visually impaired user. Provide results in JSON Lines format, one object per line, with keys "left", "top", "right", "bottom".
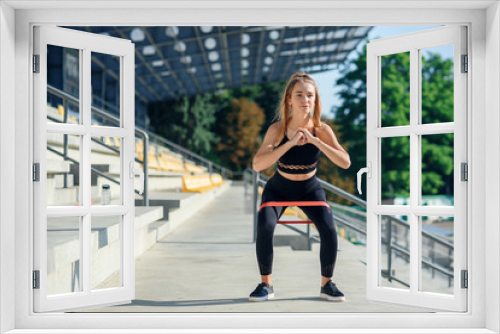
{"left": 300, "top": 123, "right": 351, "bottom": 169}
{"left": 252, "top": 123, "right": 304, "bottom": 172}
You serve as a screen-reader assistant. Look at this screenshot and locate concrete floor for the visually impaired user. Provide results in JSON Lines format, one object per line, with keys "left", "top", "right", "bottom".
{"left": 82, "top": 183, "right": 426, "bottom": 313}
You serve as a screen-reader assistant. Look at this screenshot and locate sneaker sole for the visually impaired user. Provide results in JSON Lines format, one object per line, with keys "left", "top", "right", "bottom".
{"left": 249, "top": 293, "right": 275, "bottom": 302}
{"left": 320, "top": 293, "right": 345, "bottom": 302}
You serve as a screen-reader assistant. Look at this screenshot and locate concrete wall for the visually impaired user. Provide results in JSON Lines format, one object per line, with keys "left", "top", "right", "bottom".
{"left": 0, "top": 2, "right": 16, "bottom": 333}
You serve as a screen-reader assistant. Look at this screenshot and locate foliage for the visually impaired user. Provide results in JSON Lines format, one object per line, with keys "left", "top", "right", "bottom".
{"left": 316, "top": 119, "right": 355, "bottom": 205}
{"left": 214, "top": 97, "right": 265, "bottom": 171}
{"left": 148, "top": 93, "right": 218, "bottom": 155}
{"left": 333, "top": 42, "right": 455, "bottom": 200}
{"left": 148, "top": 81, "right": 284, "bottom": 171}
{"left": 228, "top": 81, "right": 286, "bottom": 134}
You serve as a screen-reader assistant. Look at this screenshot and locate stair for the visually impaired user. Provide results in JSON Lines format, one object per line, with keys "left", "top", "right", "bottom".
{"left": 46, "top": 206, "right": 164, "bottom": 295}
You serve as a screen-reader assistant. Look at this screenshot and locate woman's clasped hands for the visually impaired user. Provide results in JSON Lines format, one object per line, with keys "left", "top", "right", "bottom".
{"left": 289, "top": 127, "right": 319, "bottom": 147}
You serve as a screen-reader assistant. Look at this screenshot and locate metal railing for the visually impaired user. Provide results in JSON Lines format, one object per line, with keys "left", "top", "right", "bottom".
{"left": 135, "top": 124, "right": 233, "bottom": 179}
{"left": 47, "top": 85, "right": 150, "bottom": 204}
{"left": 248, "top": 168, "right": 455, "bottom": 288}
{"left": 47, "top": 84, "right": 234, "bottom": 206}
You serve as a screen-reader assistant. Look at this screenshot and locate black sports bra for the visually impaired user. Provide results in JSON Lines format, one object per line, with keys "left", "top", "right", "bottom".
{"left": 275, "top": 129, "right": 321, "bottom": 174}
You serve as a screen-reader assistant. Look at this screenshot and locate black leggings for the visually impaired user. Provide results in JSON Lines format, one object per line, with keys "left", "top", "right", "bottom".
{"left": 256, "top": 172, "right": 338, "bottom": 277}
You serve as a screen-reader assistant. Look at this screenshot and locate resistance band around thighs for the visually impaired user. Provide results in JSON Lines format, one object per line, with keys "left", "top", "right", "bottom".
{"left": 259, "top": 201, "right": 331, "bottom": 224}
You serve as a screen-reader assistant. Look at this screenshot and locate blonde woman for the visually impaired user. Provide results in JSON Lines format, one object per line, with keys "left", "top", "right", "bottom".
{"left": 250, "top": 72, "right": 351, "bottom": 302}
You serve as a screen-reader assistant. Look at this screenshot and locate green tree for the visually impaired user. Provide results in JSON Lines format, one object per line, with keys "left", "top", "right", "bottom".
{"left": 332, "top": 43, "right": 369, "bottom": 198}
{"left": 148, "top": 93, "right": 218, "bottom": 155}
{"left": 229, "top": 80, "right": 286, "bottom": 134}
{"left": 209, "top": 81, "right": 285, "bottom": 169}
{"left": 316, "top": 118, "right": 355, "bottom": 205}
{"left": 421, "top": 53, "right": 454, "bottom": 196}
{"left": 333, "top": 42, "right": 454, "bottom": 200}
{"left": 147, "top": 82, "right": 281, "bottom": 170}
{"left": 215, "top": 97, "right": 265, "bottom": 171}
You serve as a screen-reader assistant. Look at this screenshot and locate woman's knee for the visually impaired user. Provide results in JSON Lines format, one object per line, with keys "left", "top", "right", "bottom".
{"left": 257, "top": 210, "right": 278, "bottom": 234}
{"left": 316, "top": 219, "right": 338, "bottom": 241}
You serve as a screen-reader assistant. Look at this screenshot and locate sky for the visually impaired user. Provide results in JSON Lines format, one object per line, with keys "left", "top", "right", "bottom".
{"left": 311, "top": 26, "right": 454, "bottom": 118}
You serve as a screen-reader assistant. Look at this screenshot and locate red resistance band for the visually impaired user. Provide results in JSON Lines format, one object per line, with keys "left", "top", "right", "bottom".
{"left": 259, "top": 201, "right": 331, "bottom": 211}
{"left": 259, "top": 201, "right": 331, "bottom": 224}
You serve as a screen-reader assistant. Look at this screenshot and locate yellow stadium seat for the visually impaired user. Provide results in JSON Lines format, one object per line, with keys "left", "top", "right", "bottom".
{"left": 58, "top": 105, "right": 65, "bottom": 116}
{"left": 185, "top": 162, "right": 206, "bottom": 174}
{"left": 135, "top": 142, "right": 142, "bottom": 154}
{"left": 181, "top": 175, "right": 216, "bottom": 193}
{"left": 104, "top": 137, "right": 113, "bottom": 147}
{"left": 210, "top": 174, "right": 225, "bottom": 187}
{"left": 147, "top": 153, "right": 161, "bottom": 170}
{"left": 157, "top": 156, "right": 185, "bottom": 172}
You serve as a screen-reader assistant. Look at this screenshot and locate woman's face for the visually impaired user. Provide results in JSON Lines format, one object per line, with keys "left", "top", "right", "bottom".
{"left": 288, "top": 81, "right": 316, "bottom": 115}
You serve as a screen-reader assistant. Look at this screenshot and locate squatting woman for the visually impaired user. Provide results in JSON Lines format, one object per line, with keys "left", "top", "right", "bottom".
{"left": 250, "top": 72, "right": 351, "bottom": 302}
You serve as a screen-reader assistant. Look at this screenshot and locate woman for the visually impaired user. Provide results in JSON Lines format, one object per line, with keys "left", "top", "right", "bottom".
{"left": 249, "top": 72, "right": 351, "bottom": 302}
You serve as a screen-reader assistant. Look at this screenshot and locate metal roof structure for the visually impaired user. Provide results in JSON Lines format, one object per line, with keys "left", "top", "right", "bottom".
{"left": 69, "top": 26, "right": 372, "bottom": 103}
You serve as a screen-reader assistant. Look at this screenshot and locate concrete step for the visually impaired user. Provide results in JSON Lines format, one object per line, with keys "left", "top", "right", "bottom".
{"left": 47, "top": 185, "right": 79, "bottom": 206}
{"left": 53, "top": 173, "right": 75, "bottom": 188}
{"left": 135, "top": 181, "right": 232, "bottom": 221}
{"left": 157, "top": 181, "right": 232, "bottom": 232}
{"left": 47, "top": 158, "right": 71, "bottom": 174}
{"left": 84, "top": 184, "right": 234, "bottom": 291}
{"left": 46, "top": 205, "right": 165, "bottom": 295}
{"left": 134, "top": 191, "right": 192, "bottom": 216}
{"left": 45, "top": 178, "right": 232, "bottom": 294}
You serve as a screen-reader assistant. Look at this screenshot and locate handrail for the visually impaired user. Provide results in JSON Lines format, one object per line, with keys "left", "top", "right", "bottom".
{"left": 318, "top": 178, "right": 368, "bottom": 208}
{"left": 250, "top": 169, "right": 455, "bottom": 288}
{"left": 48, "top": 84, "right": 236, "bottom": 206}
{"left": 89, "top": 96, "right": 232, "bottom": 178}
{"left": 47, "top": 134, "right": 144, "bottom": 196}
{"left": 48, "top": 84, "right": 150, "bottom": 205}
{"left": 135, "top": 124, "right": 233, "bottom": 178}
{"left": 47, "top": 146, "right": 146, "bottom": 196}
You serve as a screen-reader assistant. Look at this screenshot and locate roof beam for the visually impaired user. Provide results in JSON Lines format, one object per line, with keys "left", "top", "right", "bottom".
{"left": 193, "top": 27, "right": 217, "bottom": 93}
{"left": 218, "top": 26, "right": 233, "bottom": 89}
{"left": 84, "top": 27, "right": 150, "bottom": 104}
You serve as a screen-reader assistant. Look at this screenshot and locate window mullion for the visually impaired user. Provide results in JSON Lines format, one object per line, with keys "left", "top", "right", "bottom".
{"left": 81, "top": 47, "right": 92, "bottom": 295}
{"left": 409, "top": 47, "right": 420, "bottom": 294}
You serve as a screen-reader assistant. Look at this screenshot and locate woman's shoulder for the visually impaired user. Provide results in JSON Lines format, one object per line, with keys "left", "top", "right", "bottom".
{"left": 267, "top": 121, "right": 285, "bottom": 146}
{"left": 315, "top": 121, "right": 335, "bottom": 137}
{"left": 315, "top": 121, "right": 329, "bottom": 132}
{"left": 267, "top": 121, "right": 283, "bottom": 137}
{"left": 268, "top": 121, "right": 282, "bottom": 131}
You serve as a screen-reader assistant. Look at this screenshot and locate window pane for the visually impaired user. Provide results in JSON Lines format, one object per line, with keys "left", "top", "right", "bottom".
{"left": 381, "top": 136, "right": 410, "bottom": 205}
{"left": 380, "top": 215, "right": 410, "bottom": 290}
{"left": 91, "top": 215, "right": 122, "bottom": 290}
{"left": 91, "top": 136, "right": 121, "bottom": 206}
{"left": 91, "top": 52, "right": 121, "bottom": 127}
{"left": 47, "top": 133, "right": 81, "bottom": 206}
{"left": 421, "top": 44, "right": 454, "bottom": 124}
{"left": 421, "top": 215, "right": 454, "bottom": 294}
{"left": 421, "top": 133, "right": 454, "bottom": 205}
{"left": 381, "top": 52, "right": 410, "bottom": 127}
{"left": 47, "top": 45, "right": 80, "bottom": 125}
{"left": 47, "top": 216, "right": 81, "bottom": 295}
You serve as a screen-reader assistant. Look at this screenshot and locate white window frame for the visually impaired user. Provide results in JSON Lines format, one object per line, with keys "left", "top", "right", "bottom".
{"left": 33, "top": 25, "right": 136, "bottom": 313}
{"left": 365, "top": 25, "right": 468, "bottom": 312}
{"left": 1, "top": 2, "right": 498, "bottom": 333}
